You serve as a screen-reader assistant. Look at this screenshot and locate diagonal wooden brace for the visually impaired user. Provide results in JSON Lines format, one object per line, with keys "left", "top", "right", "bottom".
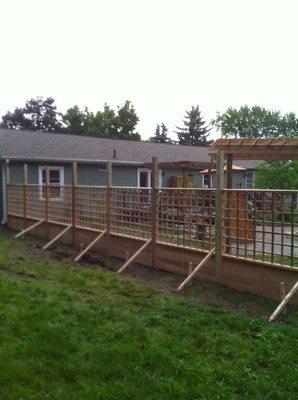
{"left": 43, "top": 224, "right": 72, "bottom": 250}
{"left": 117, "top": 239, "right": 152, "bottom": 274}
{"left": 74, "top": 230, "right": 106, "bottom": 262}
{"left": 269, "top": 280, "right": 298, "bottom": 322}
{"left": 15, "top": 219, "right": 45, "bottom": 238}
{"left": 177, "top": 247, "right": 215, "bottom": 292}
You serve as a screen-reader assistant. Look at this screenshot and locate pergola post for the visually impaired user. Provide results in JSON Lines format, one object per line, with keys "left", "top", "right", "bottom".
{"left": 226, "top": 154, "right": 233, "bottom": 189}
{"left": 215, "top": 150, "right": 224, "bottom": 283}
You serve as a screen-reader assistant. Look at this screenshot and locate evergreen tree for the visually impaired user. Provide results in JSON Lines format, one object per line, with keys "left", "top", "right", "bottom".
{"left": 149, "top": 123, "right": 173, "bottom": 144}
{"left": 175, "top": 106, "right": 212, "bottom": 146}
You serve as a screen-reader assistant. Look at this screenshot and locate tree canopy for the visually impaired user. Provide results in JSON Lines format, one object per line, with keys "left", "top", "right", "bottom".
{"left": 149, "top": 123, "right": 173, "bottom": 144}
{"left": 175, "top": 106, "right": 212, "bottom": 146}
{"left": 1, "top": 97, "right": 60, "bottom": 132}
{"left": 255, "top": 160, "right": 298, "bottom": 190}
{"left": 212, "top": 105, "right": 298, "bottom": 139}
{"left": 1, "top": 98, "right": 141, "bottom": 141}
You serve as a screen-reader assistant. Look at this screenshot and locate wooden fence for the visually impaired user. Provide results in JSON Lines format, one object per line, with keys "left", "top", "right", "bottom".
{"left": 7, "top": 183, "right": 297, "bottom": 269}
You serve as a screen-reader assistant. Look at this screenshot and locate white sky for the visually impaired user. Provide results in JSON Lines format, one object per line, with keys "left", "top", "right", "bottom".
{"left": 0, "top": 0, "right": 297, "bottom": 141}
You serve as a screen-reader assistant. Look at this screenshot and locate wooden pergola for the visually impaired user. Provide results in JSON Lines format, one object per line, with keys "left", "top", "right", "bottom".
{"left": 209, "top": 138, "right": 298, "bottom": 322}
{"left": 209, "top": 138, "right": 298, "bottom": 189}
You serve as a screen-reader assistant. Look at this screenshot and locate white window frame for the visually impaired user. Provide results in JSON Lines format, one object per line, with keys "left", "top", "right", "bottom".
{"left": 202, "top": 173, "right": 212, "bottom": 188}
{"left": 38, "top": 166, "right": 64, "bottom": 200}
{"left": 246, "top": 171, "right": 254, "bottom": 189}
{"left": 137, "top": 168, "right": 162, "bottom": 188}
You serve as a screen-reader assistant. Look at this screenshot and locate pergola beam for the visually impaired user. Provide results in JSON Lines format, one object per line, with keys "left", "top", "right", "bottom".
{"left": 209, "top": 139, "right": 298, "bottom": 161}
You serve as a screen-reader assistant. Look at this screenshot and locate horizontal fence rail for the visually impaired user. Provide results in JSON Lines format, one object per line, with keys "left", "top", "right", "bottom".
{"left": 7, "top": 183, "right": 298, "bottom": 268}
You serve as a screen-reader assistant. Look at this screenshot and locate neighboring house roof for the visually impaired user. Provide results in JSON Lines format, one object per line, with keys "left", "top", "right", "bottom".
{"left": 199, "top": 165, "right": 247, "bottom": 174}
{"left": 0, "top": 129, "right": 261, "bottom": 168}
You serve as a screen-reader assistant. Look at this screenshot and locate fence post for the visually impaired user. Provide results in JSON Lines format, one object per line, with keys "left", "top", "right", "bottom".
{"left": 151, "top": 156, "right": 159, "bottom": 269}
{"left": 215, "top": 150, "right": 224, "bottom": 283}
{"left": 72, "top": 162, "right": 77, "bottom": 246}
{"left": 106, "top": 161, "right": 112, "bottom": 257}
{"left": 23, "top": 164, "right": 28, "bottom": 230}
{"left": 45, "top": 167, "right": 50, "bottom": 239}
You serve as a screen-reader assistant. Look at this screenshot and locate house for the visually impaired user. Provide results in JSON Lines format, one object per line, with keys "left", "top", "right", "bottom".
{"left": 0, "top": 129, "right": 260, "bottom": 224}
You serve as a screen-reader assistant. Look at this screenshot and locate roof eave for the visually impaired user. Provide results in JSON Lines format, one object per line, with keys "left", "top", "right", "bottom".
{"left": 0, "top": 155, "right": 144, "bottom": 166}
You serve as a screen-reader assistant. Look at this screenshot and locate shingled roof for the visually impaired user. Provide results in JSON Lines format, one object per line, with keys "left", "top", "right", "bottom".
{"left": 0, "top": 129, "right": 260, "bottom": 168}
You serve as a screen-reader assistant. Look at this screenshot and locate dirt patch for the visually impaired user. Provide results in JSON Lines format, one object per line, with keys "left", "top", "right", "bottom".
{"left": 3, "top": 228, "right": 293, "bottom": 321}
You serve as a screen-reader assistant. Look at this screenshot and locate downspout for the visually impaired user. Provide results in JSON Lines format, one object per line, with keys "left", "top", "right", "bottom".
{"left": 1, "top": 159, "right": 8, "bottom": 225}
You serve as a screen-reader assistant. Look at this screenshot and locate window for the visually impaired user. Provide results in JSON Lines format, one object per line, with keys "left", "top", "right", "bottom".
{"left": 203, "top": 173, "right": 212, "bottom": 188}
{"left": 137, "top": 168, "right": 162, "bottom": 188}
{"left": 38, "top": 167, "right": 64, "bottom": 199}
{"left": 246, "top": 172, "right": 254, "bottom": 189}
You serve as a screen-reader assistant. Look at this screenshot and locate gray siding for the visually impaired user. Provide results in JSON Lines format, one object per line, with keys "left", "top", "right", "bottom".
{"left": 8, "top": 162, "right": 137, "bottom": 187}
{"left": 7, "top": 161, "right": 251, "bottom": 189}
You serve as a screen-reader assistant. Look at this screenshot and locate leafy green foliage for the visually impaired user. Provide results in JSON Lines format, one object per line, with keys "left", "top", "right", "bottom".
{"left": 1, "top": 97, "right": 60, "bottom": 132}
{"left": 0, "top": 231, "right": 297, "bottom": 399}
{"left": 175, "top": 106, "right": 212, "bottom": 146}
{"left": 213, "top": 105, "right": 298, "bottom": 139}
{"left": 255, "top": 160, "right": 298, "bottom": 190}
{"left": 1, "top": 98, "right": 140, "bottom": 141}
{"left": 60, "top": 101, "right": 140, "bottom": 140}
{"left": 149, "top": 123, "right": 174, "bottom": 144}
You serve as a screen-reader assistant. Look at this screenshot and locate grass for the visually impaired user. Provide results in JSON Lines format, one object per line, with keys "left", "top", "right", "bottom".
{"left": 0, "top": 230, "right": 297, "bottom": 399}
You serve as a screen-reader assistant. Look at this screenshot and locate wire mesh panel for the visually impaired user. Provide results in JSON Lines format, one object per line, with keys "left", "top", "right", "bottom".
{"left": 26, "top": 185, "right": 45, "bottom": 220}
{"left": 222, "top": 189, "right": 298, "bottom": 267}
{"left": 157, "top": 188, "right": 216, "bottom": 251}
{"left": 111, "top": 187, "right": 151, "bottom": 239}
{"left": 7, "top": 184, "right": 24, "bottom": 217}
{"left": 47, "top": 185, "right": 72, "bottom": 225}
{"left": 75, "top": 186, "right": 106, "bottom": 231}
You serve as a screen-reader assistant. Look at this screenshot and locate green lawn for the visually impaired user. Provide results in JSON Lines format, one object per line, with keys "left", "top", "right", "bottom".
{"left": 0, "top": 230, "right": 297, "bottom": 399}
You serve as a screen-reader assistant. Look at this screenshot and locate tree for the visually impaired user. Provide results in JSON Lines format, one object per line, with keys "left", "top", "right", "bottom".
{"left": 115, "top": 101, "right": 140, "bottom": 141}
{"left": 60, "top": 101, "right": 141, "bottom": 141}
{"left": 149, "top": 123, "right": 173, "bottom": 144}
{"left": 1, "top": 97, "right": 60, "bottom": 132}
{"left": 175, "top": 106, "right": 212, "bottom": 146}
{"left": 212, "top": 105, "right": 298, "bottom": 139}
{"left": 59, "top": 105, "right": 88, "bottom": 135}
{"left": 255, "top": 160, "right": 298, "bottom": 190}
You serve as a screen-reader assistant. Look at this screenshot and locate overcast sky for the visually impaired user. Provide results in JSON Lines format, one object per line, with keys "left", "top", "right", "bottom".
{"left": 0, "top": 0, "right": 297, "bottom": 140}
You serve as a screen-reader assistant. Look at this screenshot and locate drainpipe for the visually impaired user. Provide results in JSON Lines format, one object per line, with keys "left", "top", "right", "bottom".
{"left": 1, "top": 159, "right": 8, "bottom": 225}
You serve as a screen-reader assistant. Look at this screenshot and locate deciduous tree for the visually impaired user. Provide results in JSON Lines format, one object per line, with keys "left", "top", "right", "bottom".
{"left": 212, "top": 105, "right": 298, "bottom": 139}
{"left": 1, "top": 97, "right": 60, "bottom": 132}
